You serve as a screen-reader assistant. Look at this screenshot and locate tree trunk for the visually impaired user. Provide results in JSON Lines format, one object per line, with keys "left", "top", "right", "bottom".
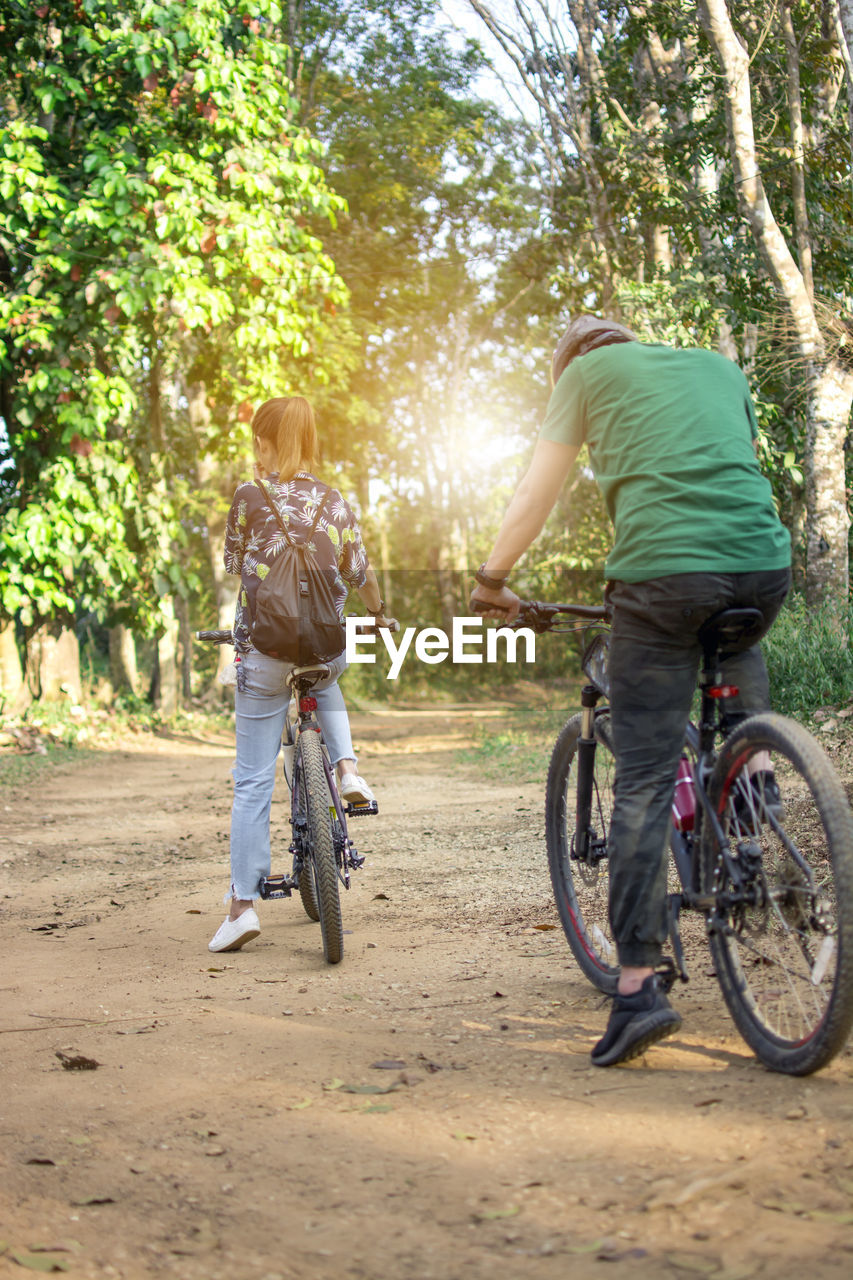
{"left": 108, "top": 624, "right": 139, "bottom": 696}
{"left": 838, "top": 0, "right": 853, "bottom": 61}
{"left": 834, "top": 0, "right": 853, "bottom": 165}
{"left": 189, "top": 381, "right": 239, "bottom": 699}
{"left": 26, "top": 624, "right": 83, "bottom": 703}
{"left": 376, "top": 506, "right": 393, "bottom": 615}
{"left": 0, "top": 621, "right": 29, "bottom": 712}
{"left": 175, "top": 594, "right": 193, "bottom": 703}
{"left": 699, "top": 0, "right": 852, "bottom": 604}
{"left": 780, "top": 1, "right": 814, "bottom": 300}
{"left": 698, "top": 0, "right": 822, "bottom": 355}
{"left": 154, "top": 601, "right": 180, "bottom": 716}
{"left": 803, "top": 360, "right": 853, "bottom": 605}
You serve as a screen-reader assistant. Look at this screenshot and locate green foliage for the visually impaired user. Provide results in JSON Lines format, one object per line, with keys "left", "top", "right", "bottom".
{"left": 0, "top": 0, "right": 346, "bottom": 641}
{"left": 457, "top": 702, "right": 573, "bottom": 783}
{"left": 0, "top": 447, "right": 150, "bottom": 624}
{"left": 763, "top": 595, "right": 853, "bottom": 720}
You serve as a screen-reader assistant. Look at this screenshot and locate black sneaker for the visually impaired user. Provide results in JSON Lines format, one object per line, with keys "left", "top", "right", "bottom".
{"left": 733, "top": 770, "right": 783, "bottom": 834}
{"left": 590, "top": 974, "right": 682, "bottom": 1067}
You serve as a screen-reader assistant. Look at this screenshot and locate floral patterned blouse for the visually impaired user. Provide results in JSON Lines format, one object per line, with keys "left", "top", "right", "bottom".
{"left": 224, "top": 471, "right": 369, "bottom": 655}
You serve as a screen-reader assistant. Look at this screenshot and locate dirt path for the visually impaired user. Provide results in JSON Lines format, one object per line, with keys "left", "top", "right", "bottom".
{"left": 2, "top": 706, "right": 853, "bottom": 1279}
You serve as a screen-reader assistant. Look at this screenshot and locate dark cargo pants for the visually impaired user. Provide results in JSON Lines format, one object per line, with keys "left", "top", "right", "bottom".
{"left": 606, "top": 568, "right": 791, "bottom": 968}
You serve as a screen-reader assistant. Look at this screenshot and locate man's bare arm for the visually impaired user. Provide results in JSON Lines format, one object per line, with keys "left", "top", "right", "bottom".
{"left": 472, "top": 438, "right": 579, "bottom": 620}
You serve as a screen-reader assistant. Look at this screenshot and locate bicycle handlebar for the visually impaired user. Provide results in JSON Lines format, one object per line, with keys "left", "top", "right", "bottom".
{"left": 470, "top": 598, "right": 610, "bottom": 631}
{"left": 195, "top": 617, "right": 401, "bottom": 647}
{"left": 197, "top": 605, "right": 604, "bottom": 648}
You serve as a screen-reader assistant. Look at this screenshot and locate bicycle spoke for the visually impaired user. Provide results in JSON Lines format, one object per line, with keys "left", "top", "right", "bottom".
{"left": 704, "top": 713, "right": 853, "bottom": 1074}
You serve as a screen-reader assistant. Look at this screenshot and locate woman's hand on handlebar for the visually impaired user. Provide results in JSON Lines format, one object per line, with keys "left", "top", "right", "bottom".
{"left": 356, "top": 613, "right": 400, "bottom": 633}
{"left": 469, "top": 583, "right": 522, "bottom": 623}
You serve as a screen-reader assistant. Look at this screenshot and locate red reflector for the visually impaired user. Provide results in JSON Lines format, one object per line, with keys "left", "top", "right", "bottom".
{"left": 708, "top": 685, "right": 739, "bottom": 698}
{"left": 300, "top": 696, "right": 318, "bottom": 713}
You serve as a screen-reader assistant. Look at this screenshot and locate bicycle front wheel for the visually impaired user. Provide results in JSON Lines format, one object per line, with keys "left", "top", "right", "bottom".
{"left": 546, "top": 711, "right": 619, "bottom": 994}
{"left": 296, "top": 730, "right": 343, "bottom": 964}
{"left": 702, "top": 712, "right": 853, "bottom": 1074}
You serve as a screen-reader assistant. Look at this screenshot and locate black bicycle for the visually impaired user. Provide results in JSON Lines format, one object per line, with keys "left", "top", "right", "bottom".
{"left": 197, "top": 630, "right": 377, "bottom": 965}
{"left": 514, "top": 599, "right": 853, "bottom": 1075}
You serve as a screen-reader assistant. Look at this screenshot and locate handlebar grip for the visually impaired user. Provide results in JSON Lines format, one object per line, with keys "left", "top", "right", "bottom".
{"left": 196, "top": 629, "right": 234, "bottom": 644}
{"left": 470, "top": 597, "right": 510, "bottom": 615}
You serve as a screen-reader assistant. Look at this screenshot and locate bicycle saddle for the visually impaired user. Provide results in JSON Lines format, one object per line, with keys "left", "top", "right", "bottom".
{"left": 287, "top": 663, "right": 332, "bottom": 688}
{"left": 697, "top": 607, "right": 764, "bottom": 658}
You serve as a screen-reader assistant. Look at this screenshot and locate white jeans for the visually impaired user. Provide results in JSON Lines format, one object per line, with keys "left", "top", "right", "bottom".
{"left": 228, "top": 648, "right": 353, "bottom": 900}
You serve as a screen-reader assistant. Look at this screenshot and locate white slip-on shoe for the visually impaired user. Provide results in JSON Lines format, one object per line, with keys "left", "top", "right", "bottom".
{"left": 339, "top": 773, "right": 376, "bottom": 805}
{"left": 208, "top": 908, "right": 260, "bottom": 953}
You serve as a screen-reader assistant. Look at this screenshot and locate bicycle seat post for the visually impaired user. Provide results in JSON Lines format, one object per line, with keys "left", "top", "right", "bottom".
{"left": 696, "top": 607, "right": 764, "bottom": 755}
{"left": 287, "top": 664, "right": 331, "bottom": 725}
{"left": 696, "top": 637, "right": 722, "bottom": 758}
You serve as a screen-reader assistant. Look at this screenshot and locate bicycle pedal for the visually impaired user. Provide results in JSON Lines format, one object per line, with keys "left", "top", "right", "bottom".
{"left": 655, "top": 954, "right": 685, "bottom": 992}
{"left": 349, "top": 853, "right": 366, "bottom": 869}
{"left": 346, "top": 799, "right": 379, "bottom": 817}
{"left": 259, "top": 874, "right": 296, "bottom": 900}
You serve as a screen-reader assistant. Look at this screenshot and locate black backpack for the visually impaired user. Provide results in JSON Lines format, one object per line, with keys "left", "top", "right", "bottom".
{"left": 250, "top": 478, "right": 345, "bottom": 665}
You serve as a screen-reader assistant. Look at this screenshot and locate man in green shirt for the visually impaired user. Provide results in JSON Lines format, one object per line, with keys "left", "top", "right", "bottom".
{"left": 471, "top": 315, "right": 791, "bottom": 1067}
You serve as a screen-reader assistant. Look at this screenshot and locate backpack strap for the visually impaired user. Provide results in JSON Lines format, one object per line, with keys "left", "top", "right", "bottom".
{"left": 255, "top": 477, "right": 332, "bottom": 547}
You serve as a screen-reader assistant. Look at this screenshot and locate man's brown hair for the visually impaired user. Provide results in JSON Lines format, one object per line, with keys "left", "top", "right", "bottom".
{"left": 551, "top": 316, "right": 638, "bottom": 386}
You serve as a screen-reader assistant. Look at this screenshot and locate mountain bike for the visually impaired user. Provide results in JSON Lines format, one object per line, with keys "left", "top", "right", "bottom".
{"left": 514, "top": 600, "right": 853, "bottom": 1075}
{"left": 197, "top": 630, "right": 378, "bottom": 965}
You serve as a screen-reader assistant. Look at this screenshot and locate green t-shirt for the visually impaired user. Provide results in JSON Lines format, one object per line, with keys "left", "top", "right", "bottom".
{"left": 540, "top": 342, "right": 791, "bottom": 582}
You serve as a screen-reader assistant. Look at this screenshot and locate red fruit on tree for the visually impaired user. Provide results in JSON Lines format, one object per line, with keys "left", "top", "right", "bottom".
{"left": 69, "top": 435, "right": 94, "bottom": 458}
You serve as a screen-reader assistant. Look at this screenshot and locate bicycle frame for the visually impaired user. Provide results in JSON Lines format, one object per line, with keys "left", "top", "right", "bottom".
{"left": 672, "top": 634, "right": 776, "bottom": 908}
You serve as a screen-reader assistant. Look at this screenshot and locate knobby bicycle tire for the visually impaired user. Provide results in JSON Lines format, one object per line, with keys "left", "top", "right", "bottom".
{"left": 702, "top": 712, "right": 853, "bottom": 1074}
{"left": 546, "top": 711, "right": 619, "bottom": 994}
{"left": 296, "top": 730, "right": 344, "bottom": 964}
{"left": 284, "top": 716, "right": 318, "bottom": 920}
{"left": 298, "top": 865, "right": 320, "bottom": 922}
{"left": 292, "top": 749, "right": 320, "bottom": 922}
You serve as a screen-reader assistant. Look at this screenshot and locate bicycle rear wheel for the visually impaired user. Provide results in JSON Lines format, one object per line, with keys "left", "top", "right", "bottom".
{"left": 546, "top": 711, "right": 619, "bottom": 993}
{"left": 702, "top": 712, "right": 853, "bottom": 1074}
{"left": 292, "top": 761, "right": 320, "bottom": 922}
{"left": 296, "top": 730, "right": 343, "bottom": 964}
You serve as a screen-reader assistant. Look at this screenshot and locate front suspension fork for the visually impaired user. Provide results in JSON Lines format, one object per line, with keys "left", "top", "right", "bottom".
{"left": 574, "top": 685, "right": 602, "bottom": 860}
